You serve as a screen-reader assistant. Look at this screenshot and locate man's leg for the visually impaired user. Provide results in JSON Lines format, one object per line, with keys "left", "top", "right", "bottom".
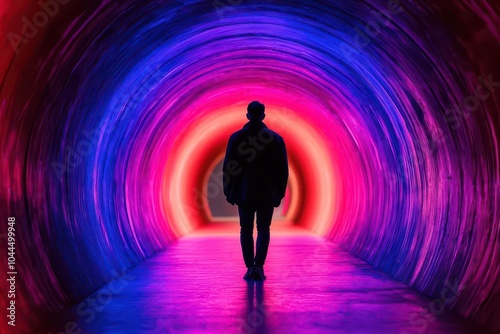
{"left": 238, "top": 204, "right": 255, "bottom": 268}
{"left": 254, "top": 205, "right": 274, "bottom": 267}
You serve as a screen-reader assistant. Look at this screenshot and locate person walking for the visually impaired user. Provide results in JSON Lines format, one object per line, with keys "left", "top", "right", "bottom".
{"left": 222, "top": 101, "right": 288, "bottom": 280}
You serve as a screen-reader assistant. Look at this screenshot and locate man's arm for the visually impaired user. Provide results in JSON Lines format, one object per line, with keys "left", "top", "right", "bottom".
{"left": 275, "top": 136, "right": 289, "bottom": 203}
{"left": 222, "top": 136, "right": 236, "bottom": 205}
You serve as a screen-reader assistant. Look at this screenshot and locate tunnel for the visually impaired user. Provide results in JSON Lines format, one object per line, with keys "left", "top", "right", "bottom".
{"left": 0, "top": 0, "right": 499, "bottom": 333}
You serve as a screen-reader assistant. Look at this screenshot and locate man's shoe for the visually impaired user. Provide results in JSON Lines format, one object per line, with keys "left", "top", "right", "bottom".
{"left": 252, "top": 266, "right": 266, "bottom": 280}
{"left": 243, "top": 267, "right": 253, "bottom": 280}
{"left": 250, "top": 267, "right": 261, "bottom": 280}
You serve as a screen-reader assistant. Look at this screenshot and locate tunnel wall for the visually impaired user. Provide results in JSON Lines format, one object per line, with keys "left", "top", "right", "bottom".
{"left": 0, "top": 1, "right": 498, "bottom": 332}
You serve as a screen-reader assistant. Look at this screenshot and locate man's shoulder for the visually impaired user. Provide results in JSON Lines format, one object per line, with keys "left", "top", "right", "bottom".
{"left": 269, "top": 129, "right": 283, "bottom": 138}
{"left": 229, "top": 129, "right": 246, "bottom": 140}
{"left": 228, "top": 123, "right": 284, "bottom": 142}
{"left": 267, "top": 129, "right": 284, "bottom": 142}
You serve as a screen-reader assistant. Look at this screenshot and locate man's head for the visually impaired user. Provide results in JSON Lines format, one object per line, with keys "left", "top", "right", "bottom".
{"left": 247, "top": 101, "right": 265, "bottom": 122}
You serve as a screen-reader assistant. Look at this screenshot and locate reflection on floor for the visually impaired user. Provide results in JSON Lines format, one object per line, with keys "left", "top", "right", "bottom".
{"left": 39, "top": 223, "right": 483, "bottom": 333}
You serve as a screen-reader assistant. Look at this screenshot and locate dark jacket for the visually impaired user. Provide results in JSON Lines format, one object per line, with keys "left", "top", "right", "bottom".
{"left": 222, "top": 121, "right": 288, "bottom": 207}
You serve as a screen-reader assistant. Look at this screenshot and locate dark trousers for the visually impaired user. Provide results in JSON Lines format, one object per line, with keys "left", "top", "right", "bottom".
{"left": 238, "top": 204, "right": 274, "bottom": 268}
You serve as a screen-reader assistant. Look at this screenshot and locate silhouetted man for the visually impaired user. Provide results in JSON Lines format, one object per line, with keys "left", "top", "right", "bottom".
{"left": 222, "top": 101, "right": 288, "bottom": 280}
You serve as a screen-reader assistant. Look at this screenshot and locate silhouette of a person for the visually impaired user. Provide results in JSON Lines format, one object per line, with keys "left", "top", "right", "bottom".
{"left": 222, "top": 101, "right": 288, "bottom": 280}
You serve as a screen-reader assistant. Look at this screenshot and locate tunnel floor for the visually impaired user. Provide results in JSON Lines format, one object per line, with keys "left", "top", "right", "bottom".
{"left": 39, "top": 222, "right": 482, "bottom": 334}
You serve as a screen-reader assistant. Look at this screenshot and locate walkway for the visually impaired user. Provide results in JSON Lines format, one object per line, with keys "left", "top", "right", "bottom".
{"left": 39, "top": 222, "right": 481, "bottom": 333}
